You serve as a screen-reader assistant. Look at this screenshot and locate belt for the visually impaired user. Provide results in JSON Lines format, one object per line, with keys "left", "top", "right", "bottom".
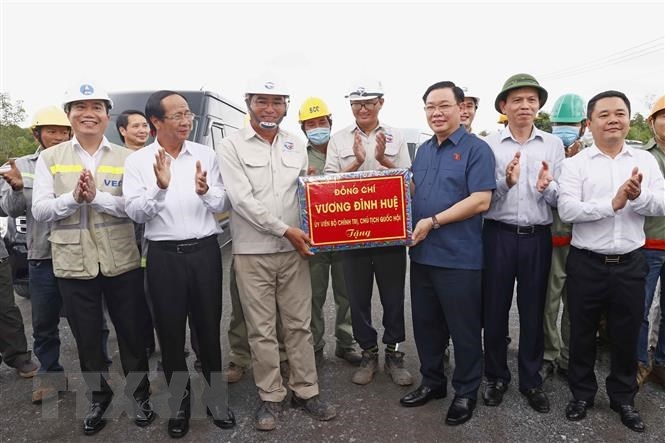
{"left": 486, "top": 219, "right": 550, "bottom": 235}
{"left": 150, "top": 235, "right": 218, "bottom": 254}
{"left": 572, "top": 246, "right": 639, "bottom": 265}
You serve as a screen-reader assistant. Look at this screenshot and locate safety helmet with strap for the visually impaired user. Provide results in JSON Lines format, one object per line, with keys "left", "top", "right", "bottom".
{"left": 550, "top": 93, "right": 586, "bottom": 123}
{"left": 298, "top": 97, "right": 331, "bottom": 122}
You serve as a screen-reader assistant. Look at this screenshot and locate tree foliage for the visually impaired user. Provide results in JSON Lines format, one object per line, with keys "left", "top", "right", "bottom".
{"left": 627, "top": 112, "right": 651, "bottom": 143}
{"left": 534, "top": 111, "right": 552, "bottom": 133}
{"left": 0, "top": 92, "right": 38, "bottom": 163}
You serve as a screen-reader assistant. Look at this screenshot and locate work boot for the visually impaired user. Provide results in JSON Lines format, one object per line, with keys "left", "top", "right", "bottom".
{"left": 334, "top": 347, "right": 362, "bottom": 366}
{"left": 649, "top": 363, "right": 665, "bottom": 388}
{"left": 16, "top": 359, "right": 38, "bottom": 379}
{"left": 223, "top": 362, "right": 246, "bottom": 384}
{"left": 291, "top": 394, "right": 337, "bottom": 421}
{"left": 385, "top": 351, "right": 413, "bottom": 386}
{"left": 636, "top": 362, "right": 652, "bottom": 387}
{"left": 352, "top": 350, "right": 378, "bottom": 385}
{"left": 255, "top": 401, "right": 282, "bottom": 431}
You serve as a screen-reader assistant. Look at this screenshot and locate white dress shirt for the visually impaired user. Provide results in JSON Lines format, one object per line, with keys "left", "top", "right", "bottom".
{"left": 558, "top": 144, "right": 665, "bottom": 254}
{"left": 32, "top": 136, "right": 128, "bottom": 223}
{"left": 123, "top": 140, "right": 227, "bottom": 241}
{"left": 483, "top": 126, "right": 565, "bottom": 226}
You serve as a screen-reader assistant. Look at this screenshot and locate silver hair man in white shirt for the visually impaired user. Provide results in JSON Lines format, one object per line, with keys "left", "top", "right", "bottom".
{"left": 123, "top": 90, "right": 234, "bottom": 438}
{"left": 558, "top": 90, "right": 665, "bottom": 433}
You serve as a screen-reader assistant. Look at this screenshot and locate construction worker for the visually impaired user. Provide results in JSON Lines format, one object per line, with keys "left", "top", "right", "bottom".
{"left": 460, "top": 87, "right": 480, "bottom": 133}
{"left": 31, "top": 82, "right": 153, "bottom": 435}
{"left": 298, "top": 97, "right": 362, "bottom": 366}
{"left": 540, "top": 93, "right": 587, "bottom": 382}
{"left": 218, "top": 74, "right": 336, "bottom": 431}
{"left": 637, "top": 95, "right": 665, "bottom": 388}
{"left": 0, "top": 107, "right": 71, "bottom": 403}
{"left": 324, "top": 78, "right": 413, "bottom": 387}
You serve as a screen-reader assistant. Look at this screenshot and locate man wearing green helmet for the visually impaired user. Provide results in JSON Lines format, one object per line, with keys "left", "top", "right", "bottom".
{"left": 540, "top": 94, "right": 587, "bottom": 383}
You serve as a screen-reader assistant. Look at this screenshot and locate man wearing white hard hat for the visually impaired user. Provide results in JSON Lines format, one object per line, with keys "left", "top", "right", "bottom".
{"left": 324, "top": 78, "right": 413, "bottom": 387}
{"left": 460, "top": 87, "right": 480, "bottom": 133}
{"left": 218, "top": 74, "right": 336, "bottom": 431}
{"left": 31, "top": 82, "right": 153, "bottom": 436}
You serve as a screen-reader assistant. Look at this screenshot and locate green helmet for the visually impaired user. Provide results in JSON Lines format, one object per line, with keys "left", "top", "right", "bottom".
{"left": 550, "top": 94, "right": 586, "bottom": 123}
{"left": 494, "top": 73, "right": 548, "bottom": 113}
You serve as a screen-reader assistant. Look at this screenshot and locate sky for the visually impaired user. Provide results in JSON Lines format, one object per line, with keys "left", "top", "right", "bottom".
{"left": 1, "top": 0, "right": 664, "bottom": 137}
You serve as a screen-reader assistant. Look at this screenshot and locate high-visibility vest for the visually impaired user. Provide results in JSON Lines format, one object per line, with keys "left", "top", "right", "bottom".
{"left": 40, "top": 141, "right": 140, "bottom": 279}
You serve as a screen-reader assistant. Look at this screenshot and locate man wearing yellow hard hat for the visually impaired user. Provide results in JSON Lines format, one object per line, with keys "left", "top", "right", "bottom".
{"left": 298, "top": 97, "right": 362, "bottom": 367}
{"left": 637, "top": 95, "right": 665, "bottom": 389}
{"left": 0, "top": 106, "right": 70, "bottom": 403}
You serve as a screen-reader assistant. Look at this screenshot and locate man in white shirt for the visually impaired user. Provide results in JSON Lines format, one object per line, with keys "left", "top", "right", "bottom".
{"left": 323, "top": 79, "right": 413, "bottom": 387}
{"left": 123, "top": 90, "right": 235, "bottom": 437}
{"left": 31, "top": 82, "right": 153, "bottom": 436}
{"left": 482, "top": 74, "right": 564, "bottom": 414}
{"left": 558, "top": 90, "right": 665, "bottom": 432}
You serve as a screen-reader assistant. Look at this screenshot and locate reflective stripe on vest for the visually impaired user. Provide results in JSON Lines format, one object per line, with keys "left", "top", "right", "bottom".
{"left": 552, "top": 235, "right": 571, "bottom": 247}
{"left": 97, "top": 165, "right": 124, "bottom": 174}
{"left": 49, "top": 164, "right": 83, "bottom": 174}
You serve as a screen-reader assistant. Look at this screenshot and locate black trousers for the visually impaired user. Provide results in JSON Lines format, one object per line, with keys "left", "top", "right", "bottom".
{"left": 482, "top": 221, "right": 551, "bottom": 391}
{"left": 411, "top": 262, "right": 482, "bottom": 398}
{"left": 566, "top": 246, "right": 646, "bottom": 406}
{"left": 147, "top": 235, "right": 223, "bottom": 415}
{"left": 343, "top": 245, "right": 406, "bottom": 350}
{"left": 59, "top": 268, "right": 149, "bottom": 405}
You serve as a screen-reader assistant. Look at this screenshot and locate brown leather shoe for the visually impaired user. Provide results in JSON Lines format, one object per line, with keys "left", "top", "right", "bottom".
{"left": 223, "top": 362, "right": 246, "bottom": 384}
{"left": 636, "top": 362, "right": 652, "bottom": 387}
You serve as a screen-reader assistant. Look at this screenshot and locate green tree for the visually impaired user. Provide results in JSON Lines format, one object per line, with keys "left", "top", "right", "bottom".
{"left": 0, "top": 92, "right": 38, "bottom": 163}
{"left": 627, "top": 112, "right": 651, "bottom": 143}
{"left": 534, "top": 111, "right": 551, "bottom": 133}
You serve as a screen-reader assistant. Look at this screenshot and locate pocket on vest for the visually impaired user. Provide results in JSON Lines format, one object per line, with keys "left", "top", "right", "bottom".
{"left": 50, "top": 230, "right": 84, "bottom": 272}
{"left": 108, "top": 224, "right": 140, "bottom": 268}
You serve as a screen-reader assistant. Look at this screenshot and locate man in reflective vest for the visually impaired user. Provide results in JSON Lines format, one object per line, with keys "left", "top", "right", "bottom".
{"left": 31, "top": 82, "right": 153, "bottom": 436}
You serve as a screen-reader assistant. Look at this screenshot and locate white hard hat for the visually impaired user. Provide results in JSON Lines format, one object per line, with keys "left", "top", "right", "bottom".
{"left": 461, "top": 86, "right": 480, "bottom": 105}
{"left": 245, "top": 74, "right": 290, "bottom": 97}
{"left": 345, "top": 78, "right": 384, "bottom": 101}
{"left": 62, "top": 82, "right": 113, "bottom": 110}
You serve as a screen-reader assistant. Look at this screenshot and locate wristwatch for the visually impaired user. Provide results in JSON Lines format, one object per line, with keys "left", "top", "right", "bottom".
{"left": 431, "top": 215, "right": 440, "bottom": 229}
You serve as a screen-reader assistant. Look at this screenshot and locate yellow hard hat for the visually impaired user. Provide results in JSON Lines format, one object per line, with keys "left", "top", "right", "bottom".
{"left": 298, "top": 97, "right": 331, "bottom": 122}
{"left": 497, "top": 114, "right": 508, "bottom": 124}
{"left": 648, "top": 95, "right": 665, "bottom": 121}
{"left": 30, "top": 106, "right": 71, "bottom": 129}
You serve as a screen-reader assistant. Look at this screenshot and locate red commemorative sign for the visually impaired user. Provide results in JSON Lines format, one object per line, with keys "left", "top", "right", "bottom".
{"left": 298, "top": 168, "right": 412, "bottom": 252}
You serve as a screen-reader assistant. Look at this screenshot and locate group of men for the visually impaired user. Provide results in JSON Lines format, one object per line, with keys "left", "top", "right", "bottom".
{"left": 0, "top": 74, "right": 663, "bottom": 438}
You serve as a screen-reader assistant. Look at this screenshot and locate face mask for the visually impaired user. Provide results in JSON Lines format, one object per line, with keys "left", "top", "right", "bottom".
{"left": 552, "top": 125, "right": 580, "bottom": 147}
{"left": 306, "top": 127, "right": 331, "bottom": 145}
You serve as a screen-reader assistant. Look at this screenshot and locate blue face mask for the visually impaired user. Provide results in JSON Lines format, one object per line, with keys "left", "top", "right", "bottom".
{"left": 306, "top": 127, "right": 331, "bottom": 145}
{"left": 552, "top": 125, "right": 580, "bottom": 147}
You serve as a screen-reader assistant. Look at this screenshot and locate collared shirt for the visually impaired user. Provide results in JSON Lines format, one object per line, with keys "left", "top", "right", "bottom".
{"left": 323, "top": 122, "right": 411, "bottom": 173}
{"left": 32, "top": 136, "right": 127, "bottom": 223}
{"left": 410, "top": 126, "right": 496, "bottom": 269}
{"left": 642, "top": 138, "right": 665, "bottom": 245}
{"left": 483, "top": 126, "right": 565, "bottom": 225}
{"left": 0, "top": 148, "right": 52, "bottom": 259}
{"left": 217, "top": 126, "right": 307, "bottom": 254}
{"left": 558, "top": 143, "right": 665, "bottom": 254}
{"left": 123, "top": 140, "right": 227, "bottom": 241}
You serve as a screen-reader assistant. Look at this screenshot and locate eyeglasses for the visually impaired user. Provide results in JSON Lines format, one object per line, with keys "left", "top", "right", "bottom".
{"left": 252, "top": 98, "right": 287, "bottom": 109}
{"left": 424, "top": 103, "right": 457, "bottom": 115}
{"left": 163, "top": 111, "right": 196, "bottom": 122}
{"left": 350, "top": 100, "right": 379, "bottom": 111}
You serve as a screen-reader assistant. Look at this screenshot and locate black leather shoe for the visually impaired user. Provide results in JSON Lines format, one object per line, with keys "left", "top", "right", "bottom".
{"left": 134, "top": 397, "right": 156, "bottom": 427}
{"left": 399, "top": 384, "right": 446, "bottom": 407}
{"left": 167, "top": 410, "right": 190, "bottom": 439}
{"left": 445, "top": 396, "right": 476, "bottom": 426}
{"left": 482, "top": 379, "right": 508, "bottom": 406}
{"left": 565, "top": 399, "right": 593, "bottom": 421}
{"left": 610, "top": 404, "right": 645, "bottom": 433}
{"left": 83, "top": 402, "right": 108, "bottom": 435}
{"left": 207, "top": 406, "right": 236, "bottom": 429}
{"left": 523, "top": 387, "right": 550, "bottom": 413}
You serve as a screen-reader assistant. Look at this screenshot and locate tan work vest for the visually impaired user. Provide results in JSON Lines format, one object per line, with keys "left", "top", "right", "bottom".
{"left": 41, "top": 141, "right": 140, "bottom": 279}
